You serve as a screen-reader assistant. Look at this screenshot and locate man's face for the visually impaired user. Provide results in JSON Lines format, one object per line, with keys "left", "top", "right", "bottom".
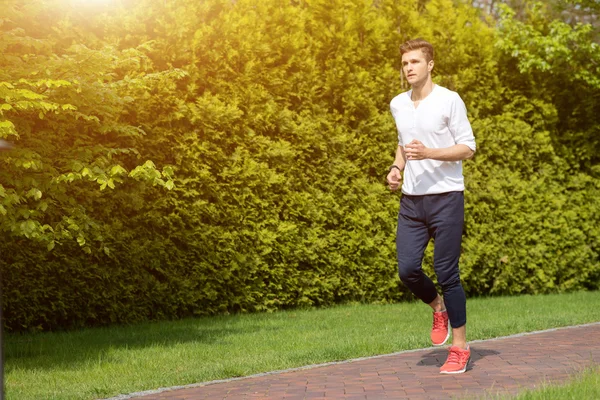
{"left": 401, "top": 49, "right": 433, "bottom": 87}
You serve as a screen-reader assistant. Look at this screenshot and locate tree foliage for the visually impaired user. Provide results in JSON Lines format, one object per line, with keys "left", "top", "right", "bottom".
{"left": 0, "top": 2, "right": 174, "bottom": 252}
{"left": 0, "top": 0, "right": 598, "bottom": 332}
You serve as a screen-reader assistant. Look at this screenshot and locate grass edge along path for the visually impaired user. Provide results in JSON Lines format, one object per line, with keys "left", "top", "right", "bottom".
{"left": 5, "top": 290, "right": 600, "bottom": 400}
{"left": 111, "top": 323, "right": 600, "bottom": 400}
{"left": 504, "top": 365, "right": 600, "bottom": 400}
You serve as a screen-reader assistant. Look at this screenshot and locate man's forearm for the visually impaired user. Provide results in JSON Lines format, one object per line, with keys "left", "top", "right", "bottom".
{"left": 393, "top": 145, "right": 406, "bottom": 170}
{"left": 426, "top": 144, "right": 474, "bottom": 162}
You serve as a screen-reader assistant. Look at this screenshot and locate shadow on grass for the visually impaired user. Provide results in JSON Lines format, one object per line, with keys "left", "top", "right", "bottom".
{"left": 4, "top": 314, "right": 280, "bottom": 372}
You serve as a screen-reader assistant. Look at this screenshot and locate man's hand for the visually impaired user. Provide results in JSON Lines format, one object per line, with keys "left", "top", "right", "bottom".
{"left": 404, "top": 139, "right": 429, "bottom": 160}
{"left": 386, "top": 167, "right": 402, "bottom": 191}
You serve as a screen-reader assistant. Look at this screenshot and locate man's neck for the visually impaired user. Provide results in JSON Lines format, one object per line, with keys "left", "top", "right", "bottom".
{"left": 411, "top": 79, "right": 434, "bottom": 101}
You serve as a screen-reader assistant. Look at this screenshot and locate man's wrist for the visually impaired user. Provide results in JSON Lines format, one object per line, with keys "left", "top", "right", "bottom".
{"left": 424, "top": 148, "right": 435, "bottom": 159}
{"left": 388, "top": 164, "right": 402, "bottom": 173}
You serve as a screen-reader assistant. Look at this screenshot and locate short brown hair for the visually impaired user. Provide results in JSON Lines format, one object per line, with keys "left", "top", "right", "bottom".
{"left": 400, "top": 38, "right": 434, "bottom": 62}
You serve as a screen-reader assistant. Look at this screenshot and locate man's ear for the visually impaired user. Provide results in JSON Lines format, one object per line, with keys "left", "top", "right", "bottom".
{"left": 428, "top": 60, "right": 434, "bottom": 72}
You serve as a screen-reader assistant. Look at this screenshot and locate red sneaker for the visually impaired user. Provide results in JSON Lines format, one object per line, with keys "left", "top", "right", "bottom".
{"left": 431, "top": 310, "right": 449, "bottom": 346}
{"left": 440, "top": 345, "right": 471, "bottom": 374}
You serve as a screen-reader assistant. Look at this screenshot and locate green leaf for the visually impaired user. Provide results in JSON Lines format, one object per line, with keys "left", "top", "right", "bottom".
{"left": 76, "top": 236, "right": 86, "bottom": 246}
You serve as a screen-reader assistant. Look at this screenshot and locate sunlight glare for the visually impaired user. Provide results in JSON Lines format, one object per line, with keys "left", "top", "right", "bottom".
{"left": 72, "top": 0, "right": 116, "bottom": 5}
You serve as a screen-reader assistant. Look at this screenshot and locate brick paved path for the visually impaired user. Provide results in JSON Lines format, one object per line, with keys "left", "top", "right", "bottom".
{"left": 119, "top": 323, "right": 600, "bottom": 400}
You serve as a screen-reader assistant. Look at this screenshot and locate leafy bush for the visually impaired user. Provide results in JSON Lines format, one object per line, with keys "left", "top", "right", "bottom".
{"left": 1, "top": 0, "right": 597, "bottom": 332}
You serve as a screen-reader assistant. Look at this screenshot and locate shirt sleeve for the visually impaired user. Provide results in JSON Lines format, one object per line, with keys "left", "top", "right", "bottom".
{"left": 448, "top": 93, "right": 476, "bottom": 152}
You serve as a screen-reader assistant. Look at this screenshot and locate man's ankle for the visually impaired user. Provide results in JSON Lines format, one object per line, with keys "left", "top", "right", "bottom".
{"left": 433, "top": 304, "right": 446, "bottom": 313}
{"left": 428, "top": 295, "right": 446, "bottom": 313}
{"left": 452, "top": 342, "right": 468, "bottom": 350}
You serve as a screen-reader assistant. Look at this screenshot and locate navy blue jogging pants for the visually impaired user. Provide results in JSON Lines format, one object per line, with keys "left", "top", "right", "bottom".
{"left": 396, "top": 191, "right": 467, "bottom": 329}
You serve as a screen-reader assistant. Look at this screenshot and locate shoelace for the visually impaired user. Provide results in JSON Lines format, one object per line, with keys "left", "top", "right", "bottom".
{"left": 432, "top": 313, "right": 446, "bottom": 331}
{"left": 446, "top": 348, "right": 468, "bottom": 365}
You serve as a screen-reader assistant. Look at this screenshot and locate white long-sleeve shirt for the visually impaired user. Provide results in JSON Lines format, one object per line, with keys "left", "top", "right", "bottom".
{"left": 390, "top": 84, "right": 476, "bottom": 195}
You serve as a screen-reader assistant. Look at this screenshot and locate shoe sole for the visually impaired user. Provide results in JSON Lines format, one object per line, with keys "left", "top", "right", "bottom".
{"left": 431, "top": 321, "right": 450, "bottom": 346}
{"left": 440, "top": 358, "right": 470, "bottom": 374}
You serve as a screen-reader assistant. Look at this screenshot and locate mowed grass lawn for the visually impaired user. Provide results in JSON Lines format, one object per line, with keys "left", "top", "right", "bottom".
{"left": 509, "top": 366, "right": 600, "bottom": 399}
{"left": 5, "top": 291, "right": 600, "bottom": 400}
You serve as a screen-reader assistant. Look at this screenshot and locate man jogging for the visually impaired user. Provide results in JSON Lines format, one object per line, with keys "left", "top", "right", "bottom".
{"left": 387, "top": 38, "right": 476, "bottom": 374}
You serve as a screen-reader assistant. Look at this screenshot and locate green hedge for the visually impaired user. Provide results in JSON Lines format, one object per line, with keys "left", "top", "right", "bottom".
{"left": 1, "top": 0, "right": 598, "bottom": 332}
